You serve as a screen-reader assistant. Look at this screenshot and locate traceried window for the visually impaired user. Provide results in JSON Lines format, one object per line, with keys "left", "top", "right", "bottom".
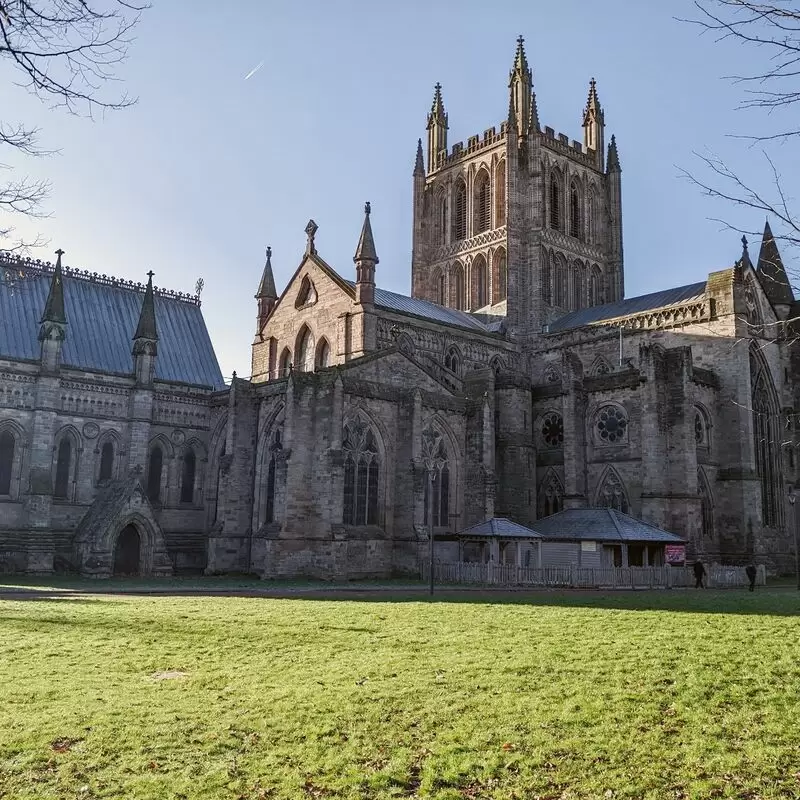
{"left": 452, "top": 180, "right": 467, "bottom": 241}
{"left": 54, "top": 438, "right": 72, "bottom": 500}
{"left": 451, "top": 263, "right": 465, "bottom": 310}
{"left": 495, "top": 160, "right": 506, "bottom": 228}
{"left": 541, "top": 413, "right": 564, "bottom": 449}
{"left": 265, "top": 429, "right": 282, "bottom": 524}
{"left": 694, "top": 407, "right": 710, "bottom": 448}
{"left": 596, "top": 468, "right": 629, "bottom": 513}
{"left": 589, "top": 265, "right": 602, "bottom": 306}
{"left": 572, "top": 261, "right": 584, "bottom": 311}
{"left": 472, "top": 255, "right": 488, "bottom": 309}
{"left": 539, "top": 470, "right": 564, "bottom": 518}
{"left": 596, "top": 405, "right": 628, "bottom": 444}
{"left": 474, "top": 171, "right": 491, "bottom": 234}
{"left": 444, "top": 346, "right": 461, "bottom": 376}
{"left": 343, "top": 417, "right": 380, "bottom": 526}
{"left": 544, "top": 365, "right": 560, "bottom": 384}
{"left": 591, "top": 357, "right": 611, "bottom": 377}
{"left": 422, "top": 426, "right": 450, "bottom": 528}
{"left": 436, "top": 192, "right": 448, "bottom": 245}
{"left": 570, "top": 184, "right": 582, "bottom": 240}
{"left": 316, "top": 338, "right": 331, "bottom": 369}
{"left": 550, "top": 177, "right": 562, "bottom": 231}
{"left": 492, "top": 249, "right": 507, "bottom": 304}
{"left": 0, "top": 430, "right": 14, "bottom": 495}
{"left": 554, "top": 254, "right": 567, "bottom": 308}
{"left": 180, "top": 449, "right": 196, "bottom": 504}
{"left": 279, "top": 348, "right": 292, "bottom": 377}
{"left": 147, "top": 445, "right": 163, "bottom": 503}
{"left": 542, "top": 250, "right": 552, "bottom": 304}
{"left": 296, "top": 326, "right": 314, "bottom": 372}
{"left": 751, "top": 349, "right": 783, "bottom": 527}
{"left": 98, "top": 441, "right": 114, "bottom": 483}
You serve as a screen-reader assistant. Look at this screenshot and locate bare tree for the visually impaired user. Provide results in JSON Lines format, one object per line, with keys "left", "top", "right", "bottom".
{"left": 0, "top": 0, "right": 146, "bottom": 252}
{"left": 680, "top": 1, "right": 800, "bottom": 284}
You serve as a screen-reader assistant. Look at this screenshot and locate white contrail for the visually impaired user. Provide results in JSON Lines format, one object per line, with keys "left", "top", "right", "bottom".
{"left": 244, "top": 61, "right": 264, "bottom": 81}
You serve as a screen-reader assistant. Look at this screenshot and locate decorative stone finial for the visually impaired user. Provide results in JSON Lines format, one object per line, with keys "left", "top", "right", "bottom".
{"left": 364, "top": 201, "right": 371, "bottom": 216}
{"left": 742, "top": 234, "right": 749, "bottom": 252}
{"left": 305, "top": 219, "right": 318, "bottom": 256}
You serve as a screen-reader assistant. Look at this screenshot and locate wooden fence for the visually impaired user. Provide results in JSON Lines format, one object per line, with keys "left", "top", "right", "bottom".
{"left": 420, "top": 561, "right": 767, "bottom": 590}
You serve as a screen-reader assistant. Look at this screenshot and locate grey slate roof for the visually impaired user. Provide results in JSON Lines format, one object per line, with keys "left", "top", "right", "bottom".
{"left": 458, "top": 517, "right": 544, "bottom": 539}
{"left": 0, "top": 259, "right": 224, "bottom": 389}
{"left": 528, "top": 508, "right": 685, "bottom": 543}
{"left": 546, "top": 281, "right": 708, "bottom": 333}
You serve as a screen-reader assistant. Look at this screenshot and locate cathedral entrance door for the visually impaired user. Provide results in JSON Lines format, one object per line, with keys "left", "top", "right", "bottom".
{"left": 113, "top": 524, "right": 141, "bottom": 576}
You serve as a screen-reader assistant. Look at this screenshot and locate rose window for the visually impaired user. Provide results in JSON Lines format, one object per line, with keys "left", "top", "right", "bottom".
{"left": 542, "top": 413, "right": 564, "bottom": 448}
{"left": 596, "top": 405, "right": 627, "bottom": 444}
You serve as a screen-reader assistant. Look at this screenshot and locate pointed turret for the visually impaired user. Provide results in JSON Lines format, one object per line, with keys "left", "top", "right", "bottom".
{"left": 606, "top": 136, "right": 624, "bottom": 302}
{"left": 354, "top": 201, "right": 378, "bottom": 306}
{"left": 426, "top": 83, "right": 448, "bottom": 171}
{"left": 132, "top": 271, "right": 158, "bottom": 385}
{"left": 38, "top": 248, "right": 68, "bottom": 371}
{"left": 414, "top": 138, "right": 425, "bottom": 176}
{"left": 255, "top": 246, "right": 278, "bottom": 335}
{"left": 756, "top": 220, "right": 794, "bottom": 308}
{"left": 607, "top": 134, "right": 621, "bottom": 173}
{"left": 582, "top": 78, "right": 605, "bottom": 170}
{"left": 508, "top": 35, "right": 534, "bottom": 139}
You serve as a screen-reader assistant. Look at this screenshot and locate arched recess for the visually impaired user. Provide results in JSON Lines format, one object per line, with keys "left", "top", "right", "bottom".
{"left": 492, "top": 247, "right": 507, "bottom": 304}
{"left": 146, "top": 434, "right": 174, "bottom": 506}
{"left": 542, "top": 249, "right": 553, "bottom": 304}
{"left": 554, "top": 253, "right": 568, "bottom": 308}
{"left": 53, "top": 425, "right": 82, "bottom": 502}
{"left": 436, "top": 188, "right": 448, "bottom": 246}
{"left": 101, "top": 513, "right": 162, "bottom": 577}
{"left": 595, "top": 466, "right": 630, "bottom": 513}
{"left": 473, "top": 168, "right": 491, "bottom": 234}
{"left": 539, "top": 468, "right": 564, "bottom": 518}
{"left": 179, "top": 439, "right": 207, "bottom": 505}
{"left": 316, "top": 337, "right": 331, "bottom": 369}
{"left": 420, "top": 414, "right": 461, "bottom": 531}
{"left": 694, "top": 405, "right": 711, "bottom": 450}
{"left": 590, "top": 356, "right": 612, "bottom": 377}
{"left": 569, "top": 179, "right": 583, "bottom": 240}
{"left": 472, "top": 254, "right": 488, "bottom": 309}
{"left": 698, "top": 467, "right": 714, "bottom": 539}
{"left": 750, "top": 346, "right": 784, "bottom": 527}
{"left": 489, "top": 356, "right": 504, "bottom": 377}
{"left": 431, "top": 266, "right": 444, "bottom": 305}
{"left": 279, "top": 347, "right": 292, "bottom": 377}
{"left": 342, "top": 411, "right": 386, "bottom": 527}
{"left": 254, "top": 404, "right": 286, "bottom": 530}
{"left": 95, "top": 429, "right": 121, "bottom": 485}
{"left": 452, "top": 178, "right": 467, "bottom": 241}
{"left": 450, "top": 262, "right": 465, "bottom": 310}
{"left": 588, "top": 185, "right": 599, "bottom": 244}
{"left": 295, "top": 325, "right": 315, "bottom": 373}
{"left": 549, "top": 169, "right": 563, "bottom": 231}
{"left": 494, "top": 160, "right": 506, "bottom": 228}
{"left": 295, "top": 275, "right": 317, "bottom": 308}
{"left": 571, "top": 260, "right": 585, "bottom": 311}
{"left": 0, "top": 420, "right": 25, "bottom": 499}
{"left": 444, "top": 344, "right": 462, "bottom": 376}
{"left": 589, "top": 265, "right": 602, "bottom": 306}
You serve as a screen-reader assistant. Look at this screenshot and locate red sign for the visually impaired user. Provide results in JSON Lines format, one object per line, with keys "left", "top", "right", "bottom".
{"left": 665, "top": 545, "right": 686, "bottom": 565}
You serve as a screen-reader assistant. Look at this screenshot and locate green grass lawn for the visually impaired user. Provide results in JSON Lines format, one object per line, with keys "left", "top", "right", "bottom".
{"left": 1, "top": 587, "right": 799, "bottom": 799}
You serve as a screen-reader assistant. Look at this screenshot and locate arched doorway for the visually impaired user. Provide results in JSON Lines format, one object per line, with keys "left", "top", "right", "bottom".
{"left": 113, "top": 524, "right": 141, "bottom": 576}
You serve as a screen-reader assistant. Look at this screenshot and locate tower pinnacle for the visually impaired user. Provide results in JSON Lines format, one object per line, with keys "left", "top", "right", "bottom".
{"left": 508, "top": 35, "right": 534, "bottom": 138}
{"left": 354, "top": 202, "right": 378, "bottom": 306}
{"left": 414, "top": 138, "right": 425, "bottom": 176}
{"left": 426, "top": 83, "right": 448, "bottom": 171}
{"left": 41, "top": 248, "right": 67, "bottom": 325}
{"left": 757, "top": 220, "right": 794, "bottom": 306}
{"left": 133, "top": 270, "right": 158, "bottom": 344}
{"left": 256, "top": 246, "right": 277, "bottom": 300}
{"left": 582, "top": 77, "right": 605, "bottom": 169}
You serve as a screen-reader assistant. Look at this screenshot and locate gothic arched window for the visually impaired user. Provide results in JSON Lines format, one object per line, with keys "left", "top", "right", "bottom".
{"left": 591, "top": 357, "right": 612, "bottom": 377}
{"left": 472, "top": 254, "right": 488, "bottom": 308}
{"left": 444, "top": 346, "right": 461, "bottom": 376}
{"left": 316, "top": 338, "right": 331, "bottom": 369}
{"left": 422, "top": 426, "right": 450, "bottom": 528}
{"left": 572, "top": 260, "right": 585, "bottom": 311}
{"left": 542, "top": 251, "right": 552, "bottom": 305}
{"left": 550, "top": 177, "right": 562, "bottom": 231}
{"left": 343, "top": 417, "right": 381, "bottom": 526}
{"left": 295, "top": 276, "right": 317, "bottom": 308}
{"left": 296, "top": 326, "right": 314, "bottom": 372}
{"left": 492, "top": 248, "right": 507, "bottom": 304}
{"left": 596, "top": 468, "right": 629, "bottom": 513}
{"left": 554, "top": 254, "right": 567, "bottom": 308}
{"left": 474, "top": 171, "right": 491, "bottom": 234}
{"left": 265, "top": 429, "right": 282, "bottom": 524}
{"left": 695, "top": 406, "right": 710, "bottom": 449}
{"left": 451, "top": 262, "right": 465, "bottom": 310}
{"left": 0, "top": 430, "right": 14, "bottom": 495}
{"left": 452, "top": 180, "right": 467, "bottom": 241}
{"left": 751, "top": 350, "right": 783, "bottom": 527}
{"left": 570, "top": 183, "right": 582, "bottom": 240}
{"left": 495, "top": 160, "right": 506, "bottom": 228}
{"left": 698, "top": 468, "right": 714, "bottom": 538}
{"left": 279, "top": 348, "right": 292, "bottom": 378}
{"left": 595, "top": 404, "right": 628, "bottom": 445}
{"left": 180, "top": 449, "right": 196, "bottom": 504}
{"left": 99, "top": 441, "right": 114, "bottom": 483}
{"left": 436, "top": 270, "right": 446, "bottom": 305}
{"left": 589, "top": 265, "right": 602, "bottom": 306}
{"left": 147, "top": 445, "right": 163, "bottom": 504}
{"left": 539, "top": 470, "right": 564, "bottom": 518}
{"left": 54, "top": 438, "right": 72, "bottom": 500}
{"left": 437, "top": 191, "right": 448, "bottom": 245}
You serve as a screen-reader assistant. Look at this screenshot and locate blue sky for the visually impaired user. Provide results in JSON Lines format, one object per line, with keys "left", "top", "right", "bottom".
{"left": 4, "top": 0, "right": 797, "bottom": 379}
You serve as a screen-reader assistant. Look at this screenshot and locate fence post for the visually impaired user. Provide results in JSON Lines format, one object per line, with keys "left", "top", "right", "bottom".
{"left": 569, "top": 564, "right": 576, "bottom": 588}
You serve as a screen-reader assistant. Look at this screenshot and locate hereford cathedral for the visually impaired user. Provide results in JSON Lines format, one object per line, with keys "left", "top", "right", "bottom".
{"left": 0, "top": 38, "right": 797, "bottom": 577}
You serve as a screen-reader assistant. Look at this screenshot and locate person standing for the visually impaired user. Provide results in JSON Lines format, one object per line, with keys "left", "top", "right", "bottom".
{"left": 745, "top": 564, "right": 757, "bottom": 592}
{"left": 693, "top": 560, "right": 706, "bottom": 589}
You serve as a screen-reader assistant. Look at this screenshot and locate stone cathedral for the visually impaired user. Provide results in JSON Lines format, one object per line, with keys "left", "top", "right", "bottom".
{"left": 0, "top": 38, "right": 797, "bottom": 577}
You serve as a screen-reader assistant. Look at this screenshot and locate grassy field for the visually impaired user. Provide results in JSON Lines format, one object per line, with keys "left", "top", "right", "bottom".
{"left": 1, "top": 587, "right": 799, "bottom": 799}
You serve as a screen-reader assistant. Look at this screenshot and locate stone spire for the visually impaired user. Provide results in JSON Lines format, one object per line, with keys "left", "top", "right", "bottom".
{"left": 426, "top": 83, "right": 448, "bottom": 172}
{"left": 40, "top": 248, "right": 67, "bottom": 325}
{"left": 509, "top": 35, "right": 534, "bottom": 138}
{"left": 38, "top": 248, "right": 68, "bottom": 371}
{"left": 757, "top": 221, "right": 794, "bottom": 306}
{"left": 582, "top": 78, "right": 605, "bottom": 169}
{"left": 414, "top": 138, "right": 425, "bottom": 176}
{"left": 606, "top": 134, "right": 621, "bottom": 173}
{"left": 256, "top": 246, "right": 278, "bottom": 335}
{"left": 354, "top": 201, "right": 378, "bottom": 306}
{"left": 132, "top": 271, "right": 158, "bottom": 385}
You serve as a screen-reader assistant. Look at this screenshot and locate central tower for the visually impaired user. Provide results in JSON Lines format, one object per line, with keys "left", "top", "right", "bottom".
{"left": 410, "top": 37, "right": 624, "bottom": 340}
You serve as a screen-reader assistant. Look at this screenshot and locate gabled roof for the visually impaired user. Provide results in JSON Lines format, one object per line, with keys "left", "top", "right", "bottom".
{"left": 546, "top": 281, "right": 707, "bottom": 333}
{"left": 528, "top": 508, "right": 685, "bottom": 543}
{"left": 459, "top": 517, "right": 543, "bottom": 538}
{"left": 0, "top": 256, "right": 224, "bottom": 389}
